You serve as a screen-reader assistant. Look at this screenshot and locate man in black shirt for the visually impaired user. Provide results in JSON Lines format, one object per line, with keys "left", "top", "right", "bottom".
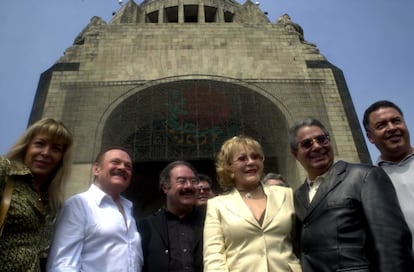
{"left": 137, "top": 161, "right": 204, "bottom": 272}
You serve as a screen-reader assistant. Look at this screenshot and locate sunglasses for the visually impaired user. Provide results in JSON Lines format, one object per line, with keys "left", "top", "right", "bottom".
{"left": 298, "top": 135, "right": 330, "bottom": 150}
{"left": 199, "top": 186, "right": 211, "bottom": 192}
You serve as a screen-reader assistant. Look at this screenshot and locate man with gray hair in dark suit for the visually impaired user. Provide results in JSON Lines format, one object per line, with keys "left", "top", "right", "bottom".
{"left": 289, "top": 118, "right": 413, "bottom": 272}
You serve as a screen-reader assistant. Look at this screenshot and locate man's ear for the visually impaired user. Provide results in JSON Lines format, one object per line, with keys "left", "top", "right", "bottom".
{"left": 160, "top": 183, "right": 168, "bottom": 194}
{"left": 366, "top": 131, "right": 375, "bottom": 144}
{"left": 93, "top": 162, "right": 100, "bottom": 176}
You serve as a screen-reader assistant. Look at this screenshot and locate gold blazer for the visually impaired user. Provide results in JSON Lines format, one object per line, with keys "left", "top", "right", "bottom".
{"left": 203, "top": 185, "right": 301, "bottom": 272}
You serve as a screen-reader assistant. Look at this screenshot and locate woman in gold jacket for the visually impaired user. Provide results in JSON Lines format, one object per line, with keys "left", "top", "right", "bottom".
{"left": 203, "top": 136, "right": 301, "bottom": 272}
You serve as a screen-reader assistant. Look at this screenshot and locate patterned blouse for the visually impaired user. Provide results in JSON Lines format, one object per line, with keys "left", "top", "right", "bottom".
{"left": 0, "top": 156, "right": 53, "bottom": 272}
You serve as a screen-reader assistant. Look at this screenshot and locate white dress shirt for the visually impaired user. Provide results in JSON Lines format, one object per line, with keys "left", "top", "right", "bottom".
{"left": 307, "top": 175, "right": 324, "bottom": 202}
{"left": 47, "top": 184, "right": 143, "bottom": 272}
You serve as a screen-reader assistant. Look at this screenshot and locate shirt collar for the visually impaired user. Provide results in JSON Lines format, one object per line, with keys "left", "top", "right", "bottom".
{"left": 165, "top": 207, "right": 198, "bottom": 222}
{"left": 306, "top": 164, "right": 332, "bottom": 187}
{"left": 89, "top": 184, "right": 110, "bottom": 206}
{"left": 307, "top": 175, "right": 324, "bottom": 188}
{"left": 89, "top": 183, "right": 132, "bottom": 209}
{"left": 377, "top": 150, "right": 414, "bottom": 166}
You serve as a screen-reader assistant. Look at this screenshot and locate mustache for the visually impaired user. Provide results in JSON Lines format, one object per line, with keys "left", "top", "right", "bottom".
{"left": 110, "top": 169, "right": 128, "bottom": 179}
{"left": 179, "top": 188, "right": 196, "bottom": 195}
{"left": 386, "top": 131, "right": 402, "bottom": 137}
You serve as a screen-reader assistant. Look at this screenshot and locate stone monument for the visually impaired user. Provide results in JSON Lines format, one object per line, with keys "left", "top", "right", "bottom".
{"left": 29, "top": 0, "right": 370, "bottom": 216}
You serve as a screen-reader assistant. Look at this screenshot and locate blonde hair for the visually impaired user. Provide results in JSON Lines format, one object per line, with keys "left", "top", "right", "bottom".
{"left": 6, "top": 118, "right": 73, "bottom": 215}
{"left": 216, "top": 135, "right": 264, "bottom": 190}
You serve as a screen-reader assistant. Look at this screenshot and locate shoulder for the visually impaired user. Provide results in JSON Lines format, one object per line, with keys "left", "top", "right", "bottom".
{"left": 346, "top": 161, "right": 386, "bottom": 176}
{"left": 265, "top": 184, "right": 292, "bottom": 193}
{"left": 137, "top": 208, "right": 166, "bottom": 235}
{"left": 211, "top": 193, "right": 231, "bottom": 201}
{"left": 265, "top": 185, "right": 295, "bottom": 206}
{"left": 345, "top": 161, "right": 375, "bottom": 170}
{"left": 0, "top": 157, "right": 32, "bottom": 190}
{"left": 150, "top": 207, "right": 166, "bottom": 218}
{"left": 0, "top": 156, "right": 8, "bottom": 174}
{"left": 335, "top": 160, "right": 371, "bottom": 169}
{"left": 138, "top": 208, "right": 165, "bottom": 224}
{"left": 294, "top": 181, "right": 307, "bottom": 192}
{"left": 63, "top": 190, "right": 93, "bottom": 210}
{"left": 0, "top": 156, "right": 31, "bottom": 176}
{"left": 265, "top": 184, "right": 293, "bottom": 197}
{"left": 334, "top": 160, "right": 380, "bottom": 175}
{"left": 335, "top": 161, "right": 390, "bottom": 186}
{"left": 208, "top": 191, "right": 235, "bottom": 205}
{"left": 0, "top": 156, "right": 8, "bottom": 188}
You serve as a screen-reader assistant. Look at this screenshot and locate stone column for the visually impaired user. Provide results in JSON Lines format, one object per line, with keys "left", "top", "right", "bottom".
{"left": 178, "top": 0, "right": 184, "bottom": 23}
{"left": 216, "top": 0, "right": 224, "bottom": 23}
{"left": 158, "top": 4, "right": 164, "bottom": 23}
{"left": 198, "top": 2, "right": 205, "bottom": 23}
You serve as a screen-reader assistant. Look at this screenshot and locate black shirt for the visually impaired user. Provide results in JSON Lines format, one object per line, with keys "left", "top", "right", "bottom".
{"left": 166, "top": 209, "right": 200, "bottom": 272}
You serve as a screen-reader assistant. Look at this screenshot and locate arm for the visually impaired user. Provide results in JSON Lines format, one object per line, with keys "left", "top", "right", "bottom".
{"left": 47, "top": 196, "right": 88, "bottom": 272}
{"left": 361, "top": 167, "right": 414, "bottom": 271}
{"left": 136, "top": 218, "right": 150, "bottom": 272}
{"left": 203, "top": 198, "right": 229, "bottom": 272}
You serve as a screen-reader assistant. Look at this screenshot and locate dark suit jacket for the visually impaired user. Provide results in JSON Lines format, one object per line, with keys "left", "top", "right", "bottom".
{"left": 294, "top": 160, "right": 414, "bottom": 272}
{"left": 137, "top": 207, "right": 204, "bottom": 272}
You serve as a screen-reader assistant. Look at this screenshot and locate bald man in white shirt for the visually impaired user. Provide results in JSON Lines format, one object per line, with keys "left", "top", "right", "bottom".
{"left": 47, "top": 147, "right": 143, "bottom": 272}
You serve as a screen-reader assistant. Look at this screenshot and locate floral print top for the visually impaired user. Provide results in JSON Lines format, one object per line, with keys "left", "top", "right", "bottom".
{"left": 0, "top": 156, "right": 53, "bottom": 272}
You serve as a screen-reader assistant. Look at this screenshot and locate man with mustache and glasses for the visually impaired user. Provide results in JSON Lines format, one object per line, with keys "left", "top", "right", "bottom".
{"left": 363, "top": 100, "right": 414, "bottom": 252}
{"left": 289, "top": 118, "right": 414, "bottom": 272}
{"left": 137, "top": 161, "right": 204, "bottom": 272}
{"left": 47, "top": 147, "right": 143, "bottom": 272}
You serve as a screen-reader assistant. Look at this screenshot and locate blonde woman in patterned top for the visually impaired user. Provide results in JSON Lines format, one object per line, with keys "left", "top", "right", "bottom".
{"left": 0, "top": 118, "right": 73, "bottom": 272}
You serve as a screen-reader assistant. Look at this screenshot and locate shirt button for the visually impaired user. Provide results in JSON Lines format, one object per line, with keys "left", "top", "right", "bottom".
{"left": 183, "top": 248, "right": 188, "bottom": 253}
{"left": 164, "top": 249, "right": 169, "bottom": 254}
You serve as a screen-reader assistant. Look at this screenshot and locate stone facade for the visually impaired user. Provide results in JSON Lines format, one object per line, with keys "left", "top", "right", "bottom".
{"left": 30, "top": 0, "right": 370, "bottom": 217}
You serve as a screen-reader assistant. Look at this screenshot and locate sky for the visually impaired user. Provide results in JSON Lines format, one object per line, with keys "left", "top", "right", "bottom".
{"left": 1, "top": 0, "right": 413, "bottom": 161}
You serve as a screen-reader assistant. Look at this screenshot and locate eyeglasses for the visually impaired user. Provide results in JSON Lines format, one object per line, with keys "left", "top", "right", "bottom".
{"left": 199, "top": 186, "right": 211, "bottom": 193}
{"left": 175, "top": 177, "right": 198, "bottom": 185}
{"left": 233, "top": 153, "right": 264, "bottom": 164}
{"left": 298, "top": 135, "right": 330, "bottom": 150}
